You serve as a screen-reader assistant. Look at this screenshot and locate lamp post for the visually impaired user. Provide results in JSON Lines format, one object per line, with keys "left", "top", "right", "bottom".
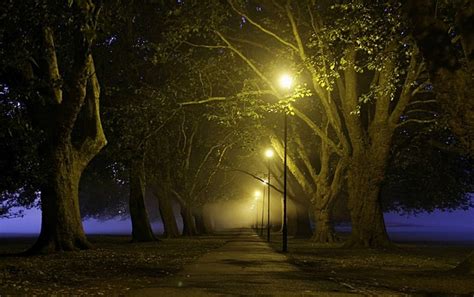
{"left": 261, "top": 186, "right": 265, "bottom": 236}
{"left": 278, "top": 73, "right": 293, "bottom": 253}
{"left": 254, "top": 191, "right": 261, "bottom": 232}
{"left": 264, "top": 148, "right": 274, "bottom": 242}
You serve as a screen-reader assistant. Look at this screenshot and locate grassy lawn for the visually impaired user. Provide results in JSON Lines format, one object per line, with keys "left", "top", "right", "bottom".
{"left": 0, "top": 235, "right": 227, "bottom": 295}
{"left": 267, "top": 233, "right": 474, "bottom": 295}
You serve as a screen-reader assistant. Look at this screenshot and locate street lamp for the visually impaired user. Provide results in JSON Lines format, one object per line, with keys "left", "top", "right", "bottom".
{"left": 264, "top": 148, "right": 274, "bottom": 242}
{"left": 278, "top": 73, "right": 293, "bottom": 253}
{"left": 254, "top": 191, "right": 261, "bottom": 232}
{"left": 279, "top": 74, "right": 293, "bottom": 90}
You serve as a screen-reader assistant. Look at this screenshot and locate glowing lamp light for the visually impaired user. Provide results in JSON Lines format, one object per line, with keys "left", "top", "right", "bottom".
{"left": 254, "top": 190, "right": 262, "bottom": 199}
{"left": 265, "top": 148, "right": 274, "bottom": 158}
{"left": 279, "top": 74, "right": 293, "bottom": 90}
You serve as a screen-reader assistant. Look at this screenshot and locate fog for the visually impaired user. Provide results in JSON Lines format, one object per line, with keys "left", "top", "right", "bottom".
{"left": 205, "top": 197, "right": 283, "bottom": 230}
{"left": 1, "top": 205, "right": 473, "bottom": 243}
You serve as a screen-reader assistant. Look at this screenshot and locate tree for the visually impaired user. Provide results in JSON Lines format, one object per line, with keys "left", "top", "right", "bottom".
{"left": 0, "top": 82, "right": 43, "bottom": 217}
{"left": 163, "top": 112, "right": 237, "bottom": 236}
{"left": 382, "top": 125, "right": 473, "bottom": 214}
{"left": 177, "top": 0, "right": 425, "bottom": 247}
{"left": 269, "top": 122, "right": 345, "bottom": 242}
{"left": 404, "top": 0, "right": 473, "bottom": 157}
{"left": 79, "top": 158, "right": 128, "bottom": 220}
{"left": 403, "top": 0, "right": 474, "bottom": 274}
{"left": 92, "top": 1, "right": 183, "bottom": 242}
{"left": 1, "top": 0, "right": 106, "bottom": 253}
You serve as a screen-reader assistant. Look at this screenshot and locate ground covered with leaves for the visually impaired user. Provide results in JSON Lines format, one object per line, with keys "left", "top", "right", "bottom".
{"left": 269, "top": 235, "right": 474, "bottom": 295}
{"left": 0, "top": 235, "right": 227, "bottom": 295}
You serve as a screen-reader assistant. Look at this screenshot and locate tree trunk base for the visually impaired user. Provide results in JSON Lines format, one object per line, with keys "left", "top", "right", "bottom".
{"left": 342, "top": 235, "right": 394, "bottom": 249}
{"left": 312, "top": 209, "right": 337, "bottom": 243}
{"left": 181, "top": 205, "right": 198, "bottom": 236}
{"left": 26, "top": 234, "right": 92, "bottom": 254}
{"left": 311, "top": 230, "right": 339, "bottom": 243}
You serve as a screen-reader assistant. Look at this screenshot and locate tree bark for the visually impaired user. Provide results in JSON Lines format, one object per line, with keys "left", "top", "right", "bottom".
{"left": 129, "top": 157, "right": 155, "bottom": 242}
{"left": 311, "top": 185, "right": 340, "bottom": 243}
{"left": 312, "top": 209, "right": 338, "bottom": 243}
{"left": 30, "top": 144, "right": 91, "bottom": 253}
{"left": 181, "top": 204, "right": 198, "bottom": 236}
{"left": 156, "top": 188, "right": 179, "bottom": 238}
{"left": 29, "top": 53, "right": 106, "bottom": 254}
{"left": 345, "top": 153, "right": 391, "bottom": 248}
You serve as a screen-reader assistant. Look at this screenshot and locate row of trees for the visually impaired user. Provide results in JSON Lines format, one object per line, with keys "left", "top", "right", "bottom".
{"left": 168, "top": 0, "right": 473, "bottom": 246}
{"left": 0, "top": 0, "right": 472, "bottom": 272}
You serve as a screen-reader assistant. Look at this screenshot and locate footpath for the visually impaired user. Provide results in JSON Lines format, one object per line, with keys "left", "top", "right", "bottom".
{"left": 127, "top": 229, "right": 365, "bottom": 296}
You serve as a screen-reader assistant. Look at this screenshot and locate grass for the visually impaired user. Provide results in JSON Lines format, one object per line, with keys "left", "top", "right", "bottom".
{"left": 266, "top": 233, "right": 474, "bottom": 295}
{"left": 2, "top": 231, "right": 474, "bottom": 296}
{"left": 0, "top": 235, "right": 227, "bottom": 295}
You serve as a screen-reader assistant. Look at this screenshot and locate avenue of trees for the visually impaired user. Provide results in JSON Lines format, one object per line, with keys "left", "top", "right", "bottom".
{"left": 0, "top": 0, "right": 472, "bottom": 271}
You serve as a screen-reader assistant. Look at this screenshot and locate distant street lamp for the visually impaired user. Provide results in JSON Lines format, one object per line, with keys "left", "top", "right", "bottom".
{"left": 278, "top": 73, "right": 293, "bottom": 253}
{"left": 264, "top": 148, "right": 274, "bottom": 242}
{"left": 254, "top": 191, "right": 261, "bottom": 231}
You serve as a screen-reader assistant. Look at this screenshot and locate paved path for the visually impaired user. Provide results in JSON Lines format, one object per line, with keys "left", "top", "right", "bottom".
{"left": 127, "top": 229, "right": 362, "bottom": 296}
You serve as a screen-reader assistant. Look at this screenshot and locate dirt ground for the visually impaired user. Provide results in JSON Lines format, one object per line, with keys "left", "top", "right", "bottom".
{"left": 268, "top": 235, "right": 474, "bottom": 296}
{"left": 0, "top": 235, "right": 226, "bottom": 295}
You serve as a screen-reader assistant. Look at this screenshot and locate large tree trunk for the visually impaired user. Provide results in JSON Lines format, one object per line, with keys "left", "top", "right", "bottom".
{"left": 156, "top": 189, "right": 179, "bottom": 238}
{"left": 29, "top": 52, "right": 106, "bottom": 254}
{"left": 181, "top": 204, "right": 198, "bottom": 236}
{"left": 345, "top": 153, "right": 391, "bottom": 248}
{"left": 129, "top": 157, "right": 155, "bottom": 242}
{"left": 312, "top": 208, "right": 337, "bottom": 243}
{"left": 311, "top": 188, "right": 339, "bottom": 243}
{"left": 30, "top": 144, "right": 91, "bottom": 253}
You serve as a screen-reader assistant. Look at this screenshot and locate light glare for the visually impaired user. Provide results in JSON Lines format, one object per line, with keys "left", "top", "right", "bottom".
{"left": 279, "top": 74, "right": 293, "bottom": 89}
{"left": 265, "top": 148, "right": 274, "bottom": 158}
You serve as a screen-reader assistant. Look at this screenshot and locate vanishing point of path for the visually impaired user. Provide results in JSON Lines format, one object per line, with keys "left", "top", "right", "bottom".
{"left": 127, "top": 229, "right": 399, "bottom": 296}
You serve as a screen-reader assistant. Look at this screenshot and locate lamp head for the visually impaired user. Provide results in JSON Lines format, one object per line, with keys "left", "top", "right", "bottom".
{"left": 254, "top": 190, "right": 262, "bottom": 199}
{"left": 279, "top": 74, "right": 293, "bottom": 90}
{"left": 264, "top": 148, "right": 274, "bottom": 158}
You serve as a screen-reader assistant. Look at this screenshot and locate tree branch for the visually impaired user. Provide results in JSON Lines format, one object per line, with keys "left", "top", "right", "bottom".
{"left": 396, "top": 118, "right": 436, "bottom": 127}
{"left": 184, "top": 40, "right": 227, "bottom": 49}
{"left": 42, "top": 26, "right": 62, "bottom": 104}
{"left": 215, "top": 31, "right": 280, "bottom": 96}
{"left": 227, "top": 0, "right": 298, "bottom": 51}
{"left": 226, "top": 168, "right": 283, "bottom": 194}
{"left": 390, "top": 46, "right": 421, "bottom": 124}
{"left": 292, "top": 107, "right": 342, "bottom": 155}
{"left": 270, "top": 133, "right": 315, "bottom": 195}
{"left": 77, "top": 55, "right": 107, "bottom": 164}
{"left": 178, "top": 90, "right": 275, "bottom": 106}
